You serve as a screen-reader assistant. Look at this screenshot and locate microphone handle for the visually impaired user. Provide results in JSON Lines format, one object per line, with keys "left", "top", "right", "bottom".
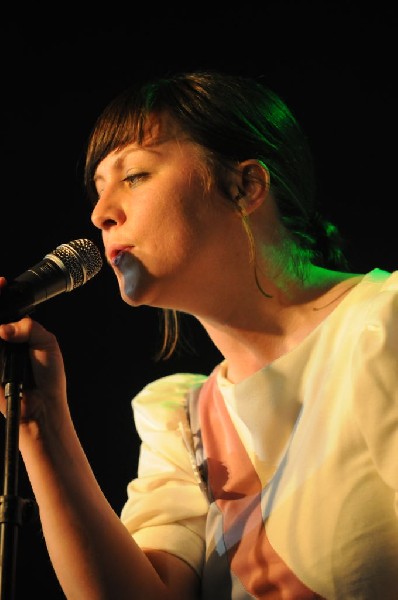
{"left": 0, "top": 259, "right": 69, "bottom": 324}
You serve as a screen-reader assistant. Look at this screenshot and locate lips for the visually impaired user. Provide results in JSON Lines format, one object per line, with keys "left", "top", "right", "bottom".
{"left": 107, "top": 245, "right": 133, "bottom": 266}
{"left": 112, "top": 251, "right": 125, "bottom": 267}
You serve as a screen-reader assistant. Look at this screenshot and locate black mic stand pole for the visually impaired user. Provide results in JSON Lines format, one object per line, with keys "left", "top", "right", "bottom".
{"left": 0, "top": 341, "right": 36, "bottom": 600}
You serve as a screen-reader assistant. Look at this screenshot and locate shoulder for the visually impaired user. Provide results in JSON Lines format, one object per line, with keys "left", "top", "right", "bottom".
{"left": 339, "top": 269, "right": 398, "bottom": 405}
{"left": 300, "top": 269, "right": 398, "bottom": 377}
{"left": 338, "top": 269, "right": 398, "bottom": 323}
{"left": 357, "top": 268, "right": 398, "bottom": 295}
{"left": 353, "top": 269, "right": 398, "bottom": 348}
{"left": 132, "top": 372, "right": 208, "bottom": 431}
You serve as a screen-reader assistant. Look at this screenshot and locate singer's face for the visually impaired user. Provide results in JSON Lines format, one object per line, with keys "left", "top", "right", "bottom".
{"left": 91, "top": 114, "right": 244, "bottom": 314}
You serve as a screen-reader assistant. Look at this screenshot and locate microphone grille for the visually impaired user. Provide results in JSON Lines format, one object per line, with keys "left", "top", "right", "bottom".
{"left": 50, "top": 239, "right": 103, "bottom": 290}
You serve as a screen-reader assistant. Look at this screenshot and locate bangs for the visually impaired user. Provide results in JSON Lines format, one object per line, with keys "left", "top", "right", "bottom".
{"left": 84, "top": 89, "right": 152, "bottom": 204}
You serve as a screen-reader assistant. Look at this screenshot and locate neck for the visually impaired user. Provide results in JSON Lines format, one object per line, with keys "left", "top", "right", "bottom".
{"left": 197, "top": 266, "right": 362, "bottom": 383}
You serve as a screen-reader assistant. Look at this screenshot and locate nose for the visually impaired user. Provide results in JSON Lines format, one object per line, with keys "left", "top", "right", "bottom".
{"left": 91, "top": 189, "right": 126, "bottom": 231}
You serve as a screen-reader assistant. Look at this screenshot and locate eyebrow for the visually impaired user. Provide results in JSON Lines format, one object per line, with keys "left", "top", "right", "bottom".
{"left": 93, "top": 142, "right": 170, "bottom": 184}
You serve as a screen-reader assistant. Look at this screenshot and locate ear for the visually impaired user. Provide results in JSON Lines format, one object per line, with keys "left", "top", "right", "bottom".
{"left": 234, "top": 160, "right": 270, "bottom": 216}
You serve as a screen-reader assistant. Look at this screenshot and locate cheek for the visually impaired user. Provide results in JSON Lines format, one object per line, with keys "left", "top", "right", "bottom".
{"left": 137, "top": 190, "right": 207, "bottom": 262}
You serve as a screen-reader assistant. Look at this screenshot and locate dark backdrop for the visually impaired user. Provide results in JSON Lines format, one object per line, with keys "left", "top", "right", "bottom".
{"left": 0, "top": 2, "right": 396, "bottom": 597}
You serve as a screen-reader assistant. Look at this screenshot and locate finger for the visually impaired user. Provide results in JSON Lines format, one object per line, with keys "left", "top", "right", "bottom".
{"left": 0, "top": 317, "right": 35, "bottom": 344}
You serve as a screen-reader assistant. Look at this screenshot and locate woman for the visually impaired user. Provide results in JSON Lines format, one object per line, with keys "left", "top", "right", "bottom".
{"left": 1, "top": 71, "right": 397, "bottom": 598}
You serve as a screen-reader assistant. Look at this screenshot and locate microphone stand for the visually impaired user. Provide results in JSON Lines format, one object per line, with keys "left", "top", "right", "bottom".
{"left": 0, "top": 341, "right": 36, "bottom": 599}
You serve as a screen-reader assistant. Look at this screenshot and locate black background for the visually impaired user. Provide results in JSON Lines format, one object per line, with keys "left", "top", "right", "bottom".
{"left": 0, "top": 2, "right": 397, "bottom": 597}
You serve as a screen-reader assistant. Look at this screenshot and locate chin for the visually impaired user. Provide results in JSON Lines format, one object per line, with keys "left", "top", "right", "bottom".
{"left": 118, "top": 270, "right": 170, "bottom": 309}
{"left": 120, "top": 291, "right": 145, "bottom": 308}
{"left": 120, "top": 283, "right": 158, "bottom": 308}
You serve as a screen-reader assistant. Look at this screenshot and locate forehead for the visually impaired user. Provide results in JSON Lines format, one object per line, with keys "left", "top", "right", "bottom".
{"left": 97, "top": 113, "right": 186, "bottom": 165}
{"left": 94, "top": 113, "right": 198, "bottom": 180}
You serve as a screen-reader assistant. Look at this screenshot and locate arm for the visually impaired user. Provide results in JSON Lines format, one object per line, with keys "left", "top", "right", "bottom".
{"left": 0, "top": 313, "right": 199, "bottom": 599}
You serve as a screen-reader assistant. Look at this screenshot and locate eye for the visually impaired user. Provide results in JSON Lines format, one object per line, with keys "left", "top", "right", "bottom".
{"left": 123, "top": 172, "right": 148, "bottom": 187}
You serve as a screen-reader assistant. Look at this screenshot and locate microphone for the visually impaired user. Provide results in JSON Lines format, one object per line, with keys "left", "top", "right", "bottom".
{"left": 0, "top": 239, "right": 103, "bottom": 325}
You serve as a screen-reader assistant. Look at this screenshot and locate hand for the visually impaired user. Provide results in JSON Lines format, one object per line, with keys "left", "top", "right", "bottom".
{"left": 0, "top": 277, "right": 67, "bottom": 428}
